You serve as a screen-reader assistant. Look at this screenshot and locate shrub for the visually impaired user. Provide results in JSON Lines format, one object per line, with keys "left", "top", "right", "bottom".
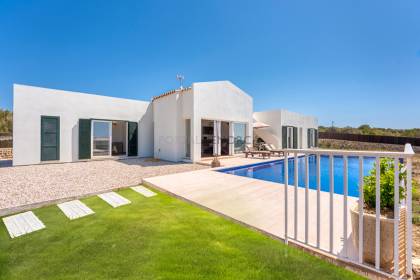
{"left": 363, "top": 158, "right": 407, "bottom": 211}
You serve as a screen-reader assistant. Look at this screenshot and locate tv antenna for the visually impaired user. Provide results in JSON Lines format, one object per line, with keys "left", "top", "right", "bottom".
{"left": 176, "top": 74, "right": 184, "bottom": 89}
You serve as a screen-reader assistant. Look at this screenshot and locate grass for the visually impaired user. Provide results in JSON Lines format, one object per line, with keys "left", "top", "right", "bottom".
{"left": 0, "top": 187, "right": 364, "bottom": 280}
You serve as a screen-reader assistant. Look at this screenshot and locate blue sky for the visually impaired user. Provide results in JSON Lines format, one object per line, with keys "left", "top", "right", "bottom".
{"left": 0, "top": 0, "right": 419, "bottom": 128}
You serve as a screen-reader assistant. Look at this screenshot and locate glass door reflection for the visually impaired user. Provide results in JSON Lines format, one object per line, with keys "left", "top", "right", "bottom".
{"left": 92, "top": 120, "right": 111, "bottom": 157}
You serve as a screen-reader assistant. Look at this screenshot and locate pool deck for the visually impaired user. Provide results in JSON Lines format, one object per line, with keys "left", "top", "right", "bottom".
{"left": 197, "top": 155, "right": 275, "bottom": 167}
{"left": 143, "top": 155, "right": 358, "bottom": 259}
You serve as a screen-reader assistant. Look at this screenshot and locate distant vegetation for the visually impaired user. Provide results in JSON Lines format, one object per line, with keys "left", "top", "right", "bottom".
{"left": 0, "top": 109, "right": 12, "bottom": 133}
{"left": 319, "top": 124, "right": 420, "bottom": 138}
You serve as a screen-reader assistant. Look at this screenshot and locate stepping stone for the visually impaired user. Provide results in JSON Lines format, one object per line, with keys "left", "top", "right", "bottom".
{"left": 3, "top": 211, "right": 45, "bottom": 238}
{"left": 57, "top": 200, "right": 94, "bottom": 220}
{"left": 131, "top": 186, "right": 157, "bottom": 198}
{"left": 98, "top": 192, "right": 131, "bottom": 208}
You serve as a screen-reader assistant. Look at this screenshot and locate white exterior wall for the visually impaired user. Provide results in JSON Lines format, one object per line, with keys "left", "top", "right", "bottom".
{"left": 13, "top": 84, "right": 153, "bottom": 166}
{"left": 253, "top": 109, "right": 318, "bottom": 149}
{"left": 13, "top": 82, "right": 317, "bottom": 165}
{"left": 192, "top": 81, "right": 253, "bottom": 162}
{"left": 153, "top": 89, "right": 193, "bottom": 162}
{"left": 153, "top": 81, "right": 253, "bottom": 162}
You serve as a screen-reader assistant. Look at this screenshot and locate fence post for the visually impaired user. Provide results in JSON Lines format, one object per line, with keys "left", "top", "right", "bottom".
{"left": 329, "top": 155, "right": 334, "bottom": 253}
{"left": 358, "top": 156, "right": 364, "bottom": 264}
{"left": 343, "top": 156, "right": 348, "bottom": 258}
{"left": 393, "top": 157, "right": 400, "bottom": 277}
{"left": 305, "top": 154, "right": 309, "bottom": 244}
{"left": 405, "top": 144, "right": 414, "bottom": 278}
{"left": 316, "top": 153, "right": 321, "bottom": 248}
{"left": 375, "top": 157, "right": 381, "bottom": 270}
{"left": 284, "top": 152, "right": 289, "bottom": 244}
{"left": 294, "top": 152, "right": 298, "bottom": 240}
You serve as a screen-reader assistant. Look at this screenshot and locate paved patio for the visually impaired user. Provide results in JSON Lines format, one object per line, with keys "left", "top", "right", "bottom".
{"left": 0, "top": 158, "right": 207, "bottom": 212}
{"left": 144, "top": 156, "right": 358, "bottom": 259}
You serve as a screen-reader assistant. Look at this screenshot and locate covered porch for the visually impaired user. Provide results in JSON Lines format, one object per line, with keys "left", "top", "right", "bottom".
{"left": 199, "top": 119, "right": 248, "bottom": 159}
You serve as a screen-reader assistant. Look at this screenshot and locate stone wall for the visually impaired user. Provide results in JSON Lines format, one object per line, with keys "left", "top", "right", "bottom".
{"left": 319, "top": 138, "right": 420, "bottom": 153}
{"left": 319, "top": 138, "right": 420, "bottom": 183}
{"left": 0, "top": 148, "right": 12, "bottom": 159}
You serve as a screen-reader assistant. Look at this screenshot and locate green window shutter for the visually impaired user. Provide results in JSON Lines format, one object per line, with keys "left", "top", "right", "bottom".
{"left": 128, "top": 122, "right": 138, "bottom": 156}
{"left": 315, "top": 129, "right": 318, "bottom": 147}
{"left": 282, "top": 126, "right": 287, "bottom": 148}
{"left": 307, "top": 128, "right": 311, "bottom": 148}
{"left": 293, "top": 127, "right": 298, "bottom": 149}
{"left": 41, "top": 116, "right": 60, "bottom": 161}
{"left": 78, "top": 119, "right": 91, "bottom": 159}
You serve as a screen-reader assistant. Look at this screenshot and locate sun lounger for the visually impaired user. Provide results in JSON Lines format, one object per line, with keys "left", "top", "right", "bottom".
{"left": 245, "top": 145, "right": 271, "bottom": 159}
{"left": 263, "top": 144, "right": 284, "bottom": 157}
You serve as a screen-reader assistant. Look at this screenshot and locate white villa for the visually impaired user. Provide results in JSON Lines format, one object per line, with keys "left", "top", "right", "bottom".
{"left": 8, "top": 81, "right": 416, "bottom": 279}
{"left": 12, "top": 81, "right": 318, "bottom": 166}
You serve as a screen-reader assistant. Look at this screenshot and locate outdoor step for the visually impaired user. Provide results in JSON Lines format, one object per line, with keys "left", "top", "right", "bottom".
{"left": 131, "top": 186, "right": 157, "bottom": 198}
{"left": 98, "top": 192, "right": 131, "bottom": 208}
{"left": 3, "top": 211, "right": 45, "bottom": 238}
{"left": 57, "top": 200, "right": 94, "bottom": 220}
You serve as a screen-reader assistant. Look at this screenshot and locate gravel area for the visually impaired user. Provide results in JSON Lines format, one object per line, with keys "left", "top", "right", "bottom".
{"left": 0, "top": 158, "right": 208, "bottom": 211}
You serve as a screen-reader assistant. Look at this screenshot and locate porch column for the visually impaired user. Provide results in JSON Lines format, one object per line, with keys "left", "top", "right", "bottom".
{"left": 213, "top": 120, "right": 221, "bottom": 156}
{"left": 191, "top": 117, "right": 201, "bottom": 162}
{"left": 229, "top": 122, "right": 234, "bottom": 155}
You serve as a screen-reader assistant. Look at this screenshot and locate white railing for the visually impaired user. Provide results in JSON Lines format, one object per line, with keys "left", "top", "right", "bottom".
{"left": 281, "top": 144, "right": 414, "bottom": 279}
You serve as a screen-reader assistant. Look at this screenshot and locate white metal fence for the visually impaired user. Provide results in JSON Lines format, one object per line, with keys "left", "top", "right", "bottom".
{"left": 281, "top": 144, "right": 414, "bottom": 279}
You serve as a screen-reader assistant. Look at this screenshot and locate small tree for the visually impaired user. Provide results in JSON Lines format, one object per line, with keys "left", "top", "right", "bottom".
{"left": 363, "top": 158, "right": 407, "bottom": 211}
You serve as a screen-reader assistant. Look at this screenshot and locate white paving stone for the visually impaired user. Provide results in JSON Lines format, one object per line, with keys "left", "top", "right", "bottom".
{"left": 98, "top": 192, "right": 131, "bottom": 208}
{"left": 3, "top": 211, "right": 45, "bottom": 238}
{"left": 131, "top": 186, "right": 157, "bottom": 198}
{"left": 57, "top": 200, "right": 94, "bottom": 220}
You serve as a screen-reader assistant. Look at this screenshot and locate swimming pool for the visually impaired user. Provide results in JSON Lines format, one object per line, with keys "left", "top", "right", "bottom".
{"left": 218, "top": 155, "right": 376, "bottom": 197}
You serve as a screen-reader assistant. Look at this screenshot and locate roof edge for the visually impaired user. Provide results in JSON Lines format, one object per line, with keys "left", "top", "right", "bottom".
{"left": 152, "top": 86, "right": 192, "bottom": 101}
{"left": 13, "top": 83, "right": 150, "bottom": 104}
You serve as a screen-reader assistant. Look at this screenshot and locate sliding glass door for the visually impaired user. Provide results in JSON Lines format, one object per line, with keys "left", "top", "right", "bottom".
{"left": 92, "top": 120, "right": 111, "bottom": 157}
{"left": 287, "top": 126, "right": 294, "bottom": 148}
{"left": 234, "top": 123, "right": 246, "bottom": 153}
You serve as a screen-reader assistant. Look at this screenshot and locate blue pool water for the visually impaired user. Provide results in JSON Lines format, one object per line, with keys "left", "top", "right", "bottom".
{"left": 218, "top": 155, "right": 376, "bottom": 197}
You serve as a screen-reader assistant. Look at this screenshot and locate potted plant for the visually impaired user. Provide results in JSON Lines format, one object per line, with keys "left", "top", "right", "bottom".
{"left": 211, "top": 153, "right": 221, "bottom": 168}
{"left": 350, "top": 158, "right": 412, "bottom": 272}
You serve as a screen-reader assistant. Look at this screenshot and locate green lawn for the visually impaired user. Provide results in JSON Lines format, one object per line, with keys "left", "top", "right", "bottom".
{"left": 0, "top": 187, "right": 364, "bottom": 280}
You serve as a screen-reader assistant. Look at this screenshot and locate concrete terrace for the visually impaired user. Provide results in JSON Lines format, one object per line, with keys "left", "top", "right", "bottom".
{"left": 144, "top": 156, "right": 358, "bottom": 258}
